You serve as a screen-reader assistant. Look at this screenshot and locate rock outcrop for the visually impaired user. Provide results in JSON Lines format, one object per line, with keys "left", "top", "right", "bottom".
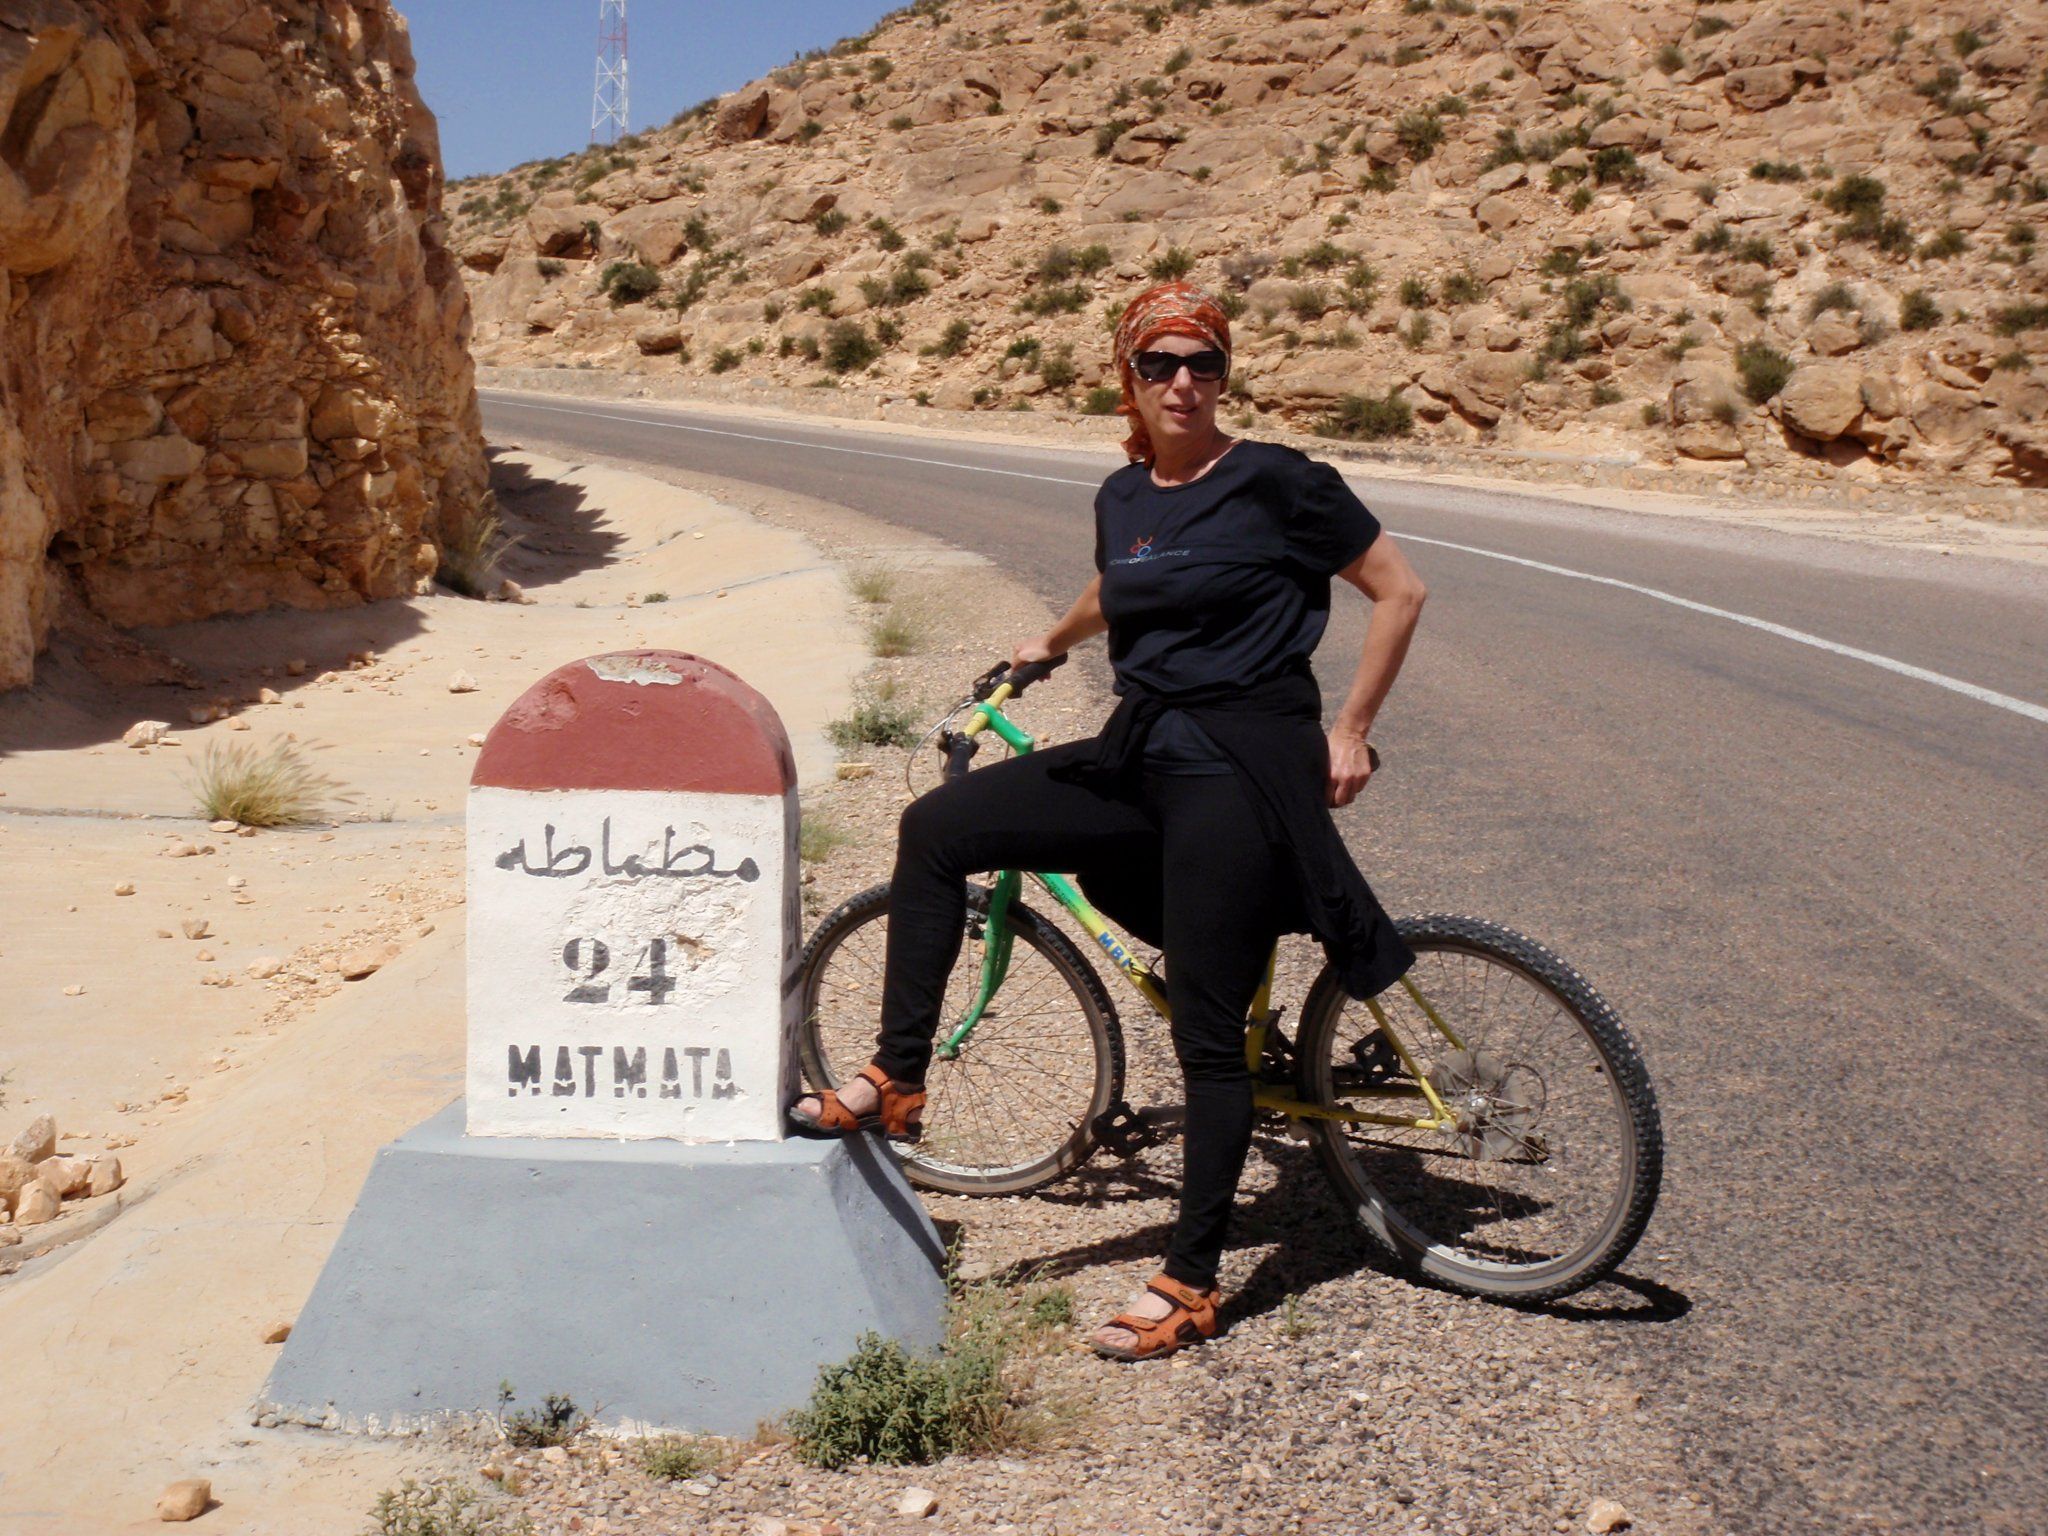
{"left": 447, "top": 0, "right": 2046, "bottom": 503}
{"left": 0, "top": 0, "right": 488, "bottom": 689}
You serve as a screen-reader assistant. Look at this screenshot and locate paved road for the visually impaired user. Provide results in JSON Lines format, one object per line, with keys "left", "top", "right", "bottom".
{"left": 482, "top": 389, "right": 2048, "bottom": 1535}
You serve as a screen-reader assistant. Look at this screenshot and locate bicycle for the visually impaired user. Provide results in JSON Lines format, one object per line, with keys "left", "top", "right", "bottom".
{"left": 799, "top": 658, "right": 1663, "bottom": 1303}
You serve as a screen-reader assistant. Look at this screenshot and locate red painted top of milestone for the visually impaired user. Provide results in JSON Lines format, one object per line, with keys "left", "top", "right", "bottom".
{"left": 472, "top": 651, "right": 795, "bottom": 795}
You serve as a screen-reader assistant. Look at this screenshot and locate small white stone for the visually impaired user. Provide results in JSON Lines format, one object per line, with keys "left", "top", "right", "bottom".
{"left": 895, "top": 1487, "right": 940, "bottom": 1518}
{"left": 447, "top": 670, "right": 479, "bottom": 694}
{"left": 124, "top": 720, "right": 172, "bottom": 748}
{"left": 467, "top": 733, "right": 487, "bottom": 747}
{"left": 155, "top": 1478, "right": 212, "bottom": 1521}
{"left": 246, "top": 956, "right": 285, "bottom": 979}
{"left": 115, "top": 881, "right": 136, "bottom": 896}
{"left": 181, "top": 918, "right": 212, "bottom": 940}
{"left": 1587, "top": 1498, "right": 1633, "bottom": 1533}
{"left": 63, "top": 983, "right": 86, "bottom": 997}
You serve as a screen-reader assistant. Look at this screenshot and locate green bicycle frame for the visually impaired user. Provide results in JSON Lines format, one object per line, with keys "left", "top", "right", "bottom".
{"left": 930, "top": 685, "right": 1463, "bottom": 1134}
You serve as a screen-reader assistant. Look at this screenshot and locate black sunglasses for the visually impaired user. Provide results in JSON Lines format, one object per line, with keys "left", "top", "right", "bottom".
{"left": 1131, "top": 348, "right": 1229, "bottom": 384}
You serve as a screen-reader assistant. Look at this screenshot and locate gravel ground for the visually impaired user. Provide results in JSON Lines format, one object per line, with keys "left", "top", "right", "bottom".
{"left": 447, "top": 432, "right": 1723, "bottom": 1536}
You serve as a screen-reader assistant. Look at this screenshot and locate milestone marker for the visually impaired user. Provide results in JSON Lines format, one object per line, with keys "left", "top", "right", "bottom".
{"left": 465, "top": 650, "right": 800, "bottom": 1141}
{"left": 264, "top": 650, "right": 945, "bottom": 1436}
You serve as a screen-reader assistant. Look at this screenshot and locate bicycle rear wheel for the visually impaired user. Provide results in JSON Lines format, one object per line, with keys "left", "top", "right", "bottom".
{"left": 1294, "top": 914, "right": 1661, "bottom": 1303}
{"left": 798, "top": 881, "right": 1125, "bottom": 1196}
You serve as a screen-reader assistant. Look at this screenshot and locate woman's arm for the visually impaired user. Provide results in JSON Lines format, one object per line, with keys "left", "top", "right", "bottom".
{"left": 1326, "top": 534, "right": 1427, "bottom": 807}
{"left": 1013, "top": 573, "right": 1107, "bottom": 667}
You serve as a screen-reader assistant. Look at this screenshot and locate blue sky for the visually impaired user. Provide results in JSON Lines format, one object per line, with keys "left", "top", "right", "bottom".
{"left": 406, "top": 0, "right": 899, "bottom": 179}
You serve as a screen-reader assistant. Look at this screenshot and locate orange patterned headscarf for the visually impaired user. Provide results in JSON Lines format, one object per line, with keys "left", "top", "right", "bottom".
{"left": 1111, "top": 281, "right": 1233, "bottom": 465}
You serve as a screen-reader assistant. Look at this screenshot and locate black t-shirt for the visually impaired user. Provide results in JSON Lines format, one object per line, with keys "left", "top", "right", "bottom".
{"left": 1093, "top": 440, "right": 1382, "bottom": 771}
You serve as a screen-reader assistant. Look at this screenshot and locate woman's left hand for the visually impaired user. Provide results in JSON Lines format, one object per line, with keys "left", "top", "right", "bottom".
{"left": 1326, "top": 730, "right": 1375, "bottom": 808}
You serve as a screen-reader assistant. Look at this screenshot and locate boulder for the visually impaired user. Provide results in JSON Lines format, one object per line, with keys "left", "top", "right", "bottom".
{"left": 1724, "top": 65, "right": 1797, "bottom": 111}
{"left": 1807, "top": 312, "right": 1862, "bottom": 358}
{"left": 713, "top": 90, "right": 771, "bottom": 143}
{"left": 525, "top": 203, "right": 604, "bottom": 257}
{"left": 155, "top": 1480, "right": 212, "bottom": 1522}
{"left": 86, "top": 1155, "right": 124, "bottom": 1198}
{"left": 6, "top": 1114, "right": 56, "bottom": 1164}
{"left": 38, "top": 1157, "right": 90, "bottom": 1198}
{"left": 0, "top": 1155, "right": 39, "bottom": 1213}
{"left": 634, "top": 322, "right": 685, "bottom": 356}
{"left": 14, "top": 1180, "right": 60, "bottom": 1225}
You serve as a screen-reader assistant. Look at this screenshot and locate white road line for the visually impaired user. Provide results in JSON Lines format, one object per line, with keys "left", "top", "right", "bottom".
{"left": 484, "top": 392, "right": 2048, "bottom": 727}
{"left": 1399, "top": 532, "right": 2048, "bottom": 725}
{"left": 485, "top": 394, "right": 1103, "bottom": 487}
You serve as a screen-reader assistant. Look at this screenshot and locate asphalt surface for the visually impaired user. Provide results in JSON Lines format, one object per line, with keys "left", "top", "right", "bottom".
{"left": 482, "top": 388, "right": 2048, "bottom": 1535}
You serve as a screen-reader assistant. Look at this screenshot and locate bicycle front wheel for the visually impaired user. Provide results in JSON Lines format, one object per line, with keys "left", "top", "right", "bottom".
{"left": 798, "top": 881, "right": 1125, "bottom": 1196}
{"left": 1294, "top": 914, "right": 1662, "bottom": 1303}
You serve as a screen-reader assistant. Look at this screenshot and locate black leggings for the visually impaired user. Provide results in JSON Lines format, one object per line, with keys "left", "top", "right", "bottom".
{"left": 873, "top": 738, "right": 1303, "bottom": 1290}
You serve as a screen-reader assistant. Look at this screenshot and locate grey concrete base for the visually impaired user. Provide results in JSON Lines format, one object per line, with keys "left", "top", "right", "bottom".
{"left": 259, "top": 1100, "right": 948, "bottom": 1436}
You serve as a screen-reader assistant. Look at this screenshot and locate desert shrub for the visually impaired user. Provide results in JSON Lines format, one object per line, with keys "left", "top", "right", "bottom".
{"left": 1289, "top": 284, "right": 1328, "bottom": 319}
{"left": 1540, "top": 324, "right": 1585, "bottom": 363}
{"left": 796, "top": 119, "right": 824, "bottom": 143}
{"left": 1398, "top": 276, "right": 1430, "bottom": 308}
{"left": 1441, "top": 269, "right": 1486, "bottom": 305}
{"left": 1562, "top": 274, "right": 1628, "bottom": 326}
{"left": 1569, "top": 185, "right": 1594, "bottom": 213}
{"left": 926, "top": 318, "right": 972, "bottom": 358}
{"left": 1641, "top": 401, "right": 1666, "bottom": 426}
{"left": 1591, "top": 382, "right": 1623, "bottom": 406}
{"left": 1005, "top": 336, "right": 1041, "bottom": 362}
{"left": 1692, "top": 222, "right": 1733, "bottom": 254}
{"left": 1806, "top": 282, "right": 1856, "bottom": 320}
{"left": 1037, "top": 245, "right": 1082, "bottom": 281}
{"left": 1591, "top": 146, "right": 1643, "bottom": 187}
{"left": 847, "top": 565, "right": 895, "bottom": 604}
{"left": 502, "top": 1391, "right": 587, "bottom": 1449}
{"left": 709, "top": 347, "right": 741, "bottom": 374}
{"left": 1750, "top": 160, "right": 1805, "bottom": 183}
{"left": 814, "top": 208, "right": 850, "bottom": 236}
{"left": 1039, "top": 345, "right": 1079, "bottom": 390}
{"left": 826, "top": 689, "right": 922, "bottom": 748}
{"left": 889, "top": 114, "right": 914, "bottom": 130}
{"left": 1919, "top": 226, "right": 1967, "bottom": 259}
{"left": 186, "top": 738, "right": 346, "bottom": 827}
{"left": 869, "top": 217, "right": 906, "bottom": 251}
{"left": 1656, "top": 43, "right": 1685, "bottom": 72}
{"left": 869, "top": 605, "right": 922, "bottom": 657}
{"left": 1735, "top": 339, "right": 1793, "bottom": 403}
{"left": 1393, "top": 43, "right": 1427, "bottom": 67}
{"left": 1082, "top": 386, "right": 1121, "bottom": 414}
{"left": 1149, "top": 246, "right": 1196, "bottom": 280}
{"left": 535, "top": 258, "right": 565, "bottom": 279}
{"left": 1094, "top": 118, "right": 1135, "bottom": 155}
{"left": 641, "top": 1438, "right": 718, "bottom": 1481}
{"left": 1164, "top": 45, "right": 1192, "bottom": 73}
{"left": 1710, "top": 398, "right": 1740, "bottom": 426}
{"left": 1990, "top": 301, "right": 2048, "bottom": 336}
{"left": 824, "top": 320, "right": 881, "bottom": 372}
{"left": 1394, "top": 110, "right": 1444, "bottom": 160}
{"left": 1539, "top": 246, "right": 1583, "bottom": 276}
{"left": 796, "top": 285, "right": 836, "bottom": 314}
{"left": 1319, "top": 388, "right": 1414, "bottom": 440}
{"left": 1019, "top": 283, "right": 1090, "bottom": 316}
{"left": 1402, "top": 312, "right": 1432, "bottom": 349}
{"left": 369, "top": 1478, "right": 521, "bottom": 1536}
{"left": 1994, "top": 348, "right": 2030, "bottom": 371}
{"left": 1822, "top": 175, "right": 1884, "bottom": 218}
{"left": 1695, "top": 13, "right": 1733, "bottom": 35}
{"left": 1300, "top": 241, "right": 1347, "bottom": 272}
{"left": 1733, "top": 235, "right": 1774, "bottom": 267}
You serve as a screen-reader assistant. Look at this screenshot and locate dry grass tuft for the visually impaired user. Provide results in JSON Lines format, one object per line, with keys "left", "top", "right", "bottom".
{"left": 437, "top": 505, "right": 519, "bottom": 598}
{"left": 185, "top": 737, "right": 350, "bottom": 826}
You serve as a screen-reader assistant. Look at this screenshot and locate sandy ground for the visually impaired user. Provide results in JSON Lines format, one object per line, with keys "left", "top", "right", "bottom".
{"left": 477, "top": 364, "right": 2048, "bottom": 567}
{"left": 0, "top": 452, "right": 867, "bottom": 1533}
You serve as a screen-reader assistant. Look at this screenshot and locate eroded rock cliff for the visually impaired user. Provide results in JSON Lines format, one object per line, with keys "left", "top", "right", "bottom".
{"left": 0, "top": 0, "right": 486, "bottom": 689}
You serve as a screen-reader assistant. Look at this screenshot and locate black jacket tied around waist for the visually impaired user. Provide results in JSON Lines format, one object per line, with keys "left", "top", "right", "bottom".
{"left": 1046, "top": 663, "right": 1413, "bottom": 1000}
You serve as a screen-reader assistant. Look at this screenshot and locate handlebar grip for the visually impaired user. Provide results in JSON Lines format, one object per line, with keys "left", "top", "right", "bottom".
{"left": 945, "top": 734, "right": 979, "bottom": 780}
{"left": 1007, "top": 653, "right": 1068, "bottom": 691}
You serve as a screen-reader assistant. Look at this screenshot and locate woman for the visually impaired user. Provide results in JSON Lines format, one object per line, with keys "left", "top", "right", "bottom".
{"left": 791, "top": 281, "right": 1428, "bottom": 1361}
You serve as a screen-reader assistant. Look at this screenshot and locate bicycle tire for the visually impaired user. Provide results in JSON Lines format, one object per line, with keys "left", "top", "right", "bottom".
{"left": 798, "top": 881, "right": 1126, "bottom": 1196}
{"left": 1293, "top": 914, "right": 1662, "bottom": 1304}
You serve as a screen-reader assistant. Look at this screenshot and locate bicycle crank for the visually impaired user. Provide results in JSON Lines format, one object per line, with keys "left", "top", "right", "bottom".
{"left": 1425, "top": 1049, "right": 1549, "bottom": 1162}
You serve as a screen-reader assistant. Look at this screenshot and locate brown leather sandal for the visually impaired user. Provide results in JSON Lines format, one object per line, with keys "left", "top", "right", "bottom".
{"left": 1089, "top": 1273, "right": 1222, "bottom": 1363}
{"left": 787, "top": 1063, "right": 926, "bottom": 1143}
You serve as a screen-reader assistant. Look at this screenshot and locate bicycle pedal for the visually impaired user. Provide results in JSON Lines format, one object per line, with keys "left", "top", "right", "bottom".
{"left": 1090, "top": 1100, "right": 1161, "bottom": 1157}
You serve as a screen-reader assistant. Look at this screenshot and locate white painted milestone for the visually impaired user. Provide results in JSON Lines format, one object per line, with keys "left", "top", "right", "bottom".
{"left": 462, "top": 652, "right": 802, "bottom": 1142}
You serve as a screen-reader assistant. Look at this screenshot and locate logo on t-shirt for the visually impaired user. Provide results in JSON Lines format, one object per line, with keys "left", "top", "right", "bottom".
{"left": 1111, "top": 532, "right": 1189, "bottom": 567}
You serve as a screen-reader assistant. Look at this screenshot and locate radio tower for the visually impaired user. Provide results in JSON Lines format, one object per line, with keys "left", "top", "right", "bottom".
{"left": 591, "top": 0, "right": 628, "bottom": 145}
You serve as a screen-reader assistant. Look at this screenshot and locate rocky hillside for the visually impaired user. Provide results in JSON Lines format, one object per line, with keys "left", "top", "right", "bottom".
{"left": 1, "top": 0, "right": 487, "bottom": 690}
{"left": 448, "top": 0, "right": 2046, "bottom": 501}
